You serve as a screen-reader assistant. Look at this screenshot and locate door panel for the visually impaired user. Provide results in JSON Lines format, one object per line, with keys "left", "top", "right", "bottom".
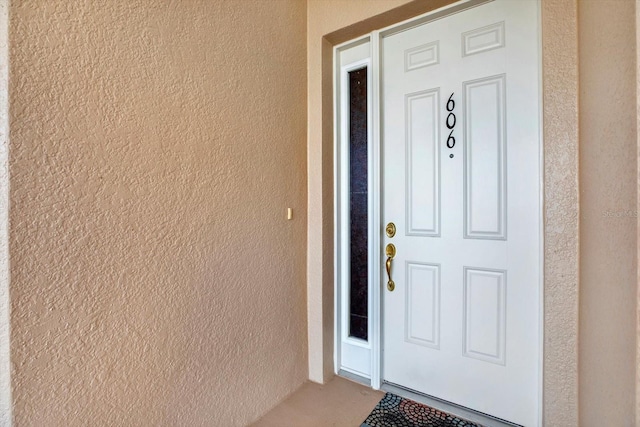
{"left": 406, "top": 89, "right": 440, "bottom": 236}
{"left": 463, "top": 75, "right": 506, "bottom": 239}
{"left": 381, "top": 1, "right": 540, "bottom": 425}
{"left": 406, "top": 262, "right": 440, "bottom": 349}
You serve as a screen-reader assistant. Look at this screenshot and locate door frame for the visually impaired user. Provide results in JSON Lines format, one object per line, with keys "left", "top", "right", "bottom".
{"left": 333, "top": 0, "right": 544, "bottom": 422}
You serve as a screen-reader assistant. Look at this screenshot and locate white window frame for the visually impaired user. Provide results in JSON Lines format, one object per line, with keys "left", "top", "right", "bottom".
{"left": 333, "top": 36, "right": 377, "bottom": 379}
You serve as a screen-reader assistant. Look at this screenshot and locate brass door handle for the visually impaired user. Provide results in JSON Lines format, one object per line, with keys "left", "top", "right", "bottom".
{"left": 386, "top": 257, "right": 394, "bottom": 290}
{"left": 385, "top": 244, "right": 396, "bottom": 291}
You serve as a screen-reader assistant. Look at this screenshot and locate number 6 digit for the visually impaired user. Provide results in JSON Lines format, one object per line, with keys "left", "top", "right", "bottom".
{"left": 446, "top": 93, "right": 455, "bottom": 112}
{"left": 447, "top": 129, "right": 455, "bottom": 149}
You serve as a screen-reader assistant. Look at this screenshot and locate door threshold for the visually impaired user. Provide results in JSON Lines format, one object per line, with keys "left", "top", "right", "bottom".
{"left": 337, "top": 369, "right": 371, "bottom": 388}
{"left": 381, "top": 382, "right": 522, "bottom": 427}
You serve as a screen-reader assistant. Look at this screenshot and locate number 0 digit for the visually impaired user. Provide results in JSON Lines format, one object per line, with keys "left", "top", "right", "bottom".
{"left": 446, "top": 113, "right": 456, "bottom": 129}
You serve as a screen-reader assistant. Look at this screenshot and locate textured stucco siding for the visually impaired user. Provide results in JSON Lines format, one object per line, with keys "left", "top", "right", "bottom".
{"left": 542, "top": 0, "right": 580, "bottom": 424}
{"left": 9, "top": 1, "right": 307, "bottom": 425}
{"left": 0, "top": 0, "right": 9, "bottom": 424}
{"left": 579, "top": 1, "right": 638, "bottom": 425}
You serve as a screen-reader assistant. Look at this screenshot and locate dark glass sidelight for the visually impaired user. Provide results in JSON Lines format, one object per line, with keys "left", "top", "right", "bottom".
{"left": 348, "top": 67, "right": 368, "bottom": 341}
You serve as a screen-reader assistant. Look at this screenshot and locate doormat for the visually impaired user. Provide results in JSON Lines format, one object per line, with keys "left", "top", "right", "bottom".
{"left": 361, "top": 393, "right": 483, "bottom": 427}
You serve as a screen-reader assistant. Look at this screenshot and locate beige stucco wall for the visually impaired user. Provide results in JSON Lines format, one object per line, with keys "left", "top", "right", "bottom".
{"left": 9, "top": 1, "right": 307, "bottom": 426}
{"left": 3, "top": 0, "right": 638, "bottom": 425}
{"left": 637, "top": 4, "right": 640, "bottom": 424}
{"left": 541, "top": 0, "right": 580, "bottom": 423}
{"left": 579, "top": 1, "right": 638, "bottom": 426}
{"left": 0, "top": 0, "right": 9, "bottom": 424}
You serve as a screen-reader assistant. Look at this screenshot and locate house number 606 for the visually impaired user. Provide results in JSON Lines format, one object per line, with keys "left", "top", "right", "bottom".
{"left": 446, "top": 93, "right": 456, "bottom": 150}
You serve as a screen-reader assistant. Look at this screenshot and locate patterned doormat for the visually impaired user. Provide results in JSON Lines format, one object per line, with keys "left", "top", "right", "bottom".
{"left": 361, "top": 393, "right": 483, "bottom": 427}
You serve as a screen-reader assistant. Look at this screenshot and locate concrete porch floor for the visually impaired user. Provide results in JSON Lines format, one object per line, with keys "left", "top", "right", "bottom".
{"left": 251, "top": 376, "right": 384, "bottom": 427}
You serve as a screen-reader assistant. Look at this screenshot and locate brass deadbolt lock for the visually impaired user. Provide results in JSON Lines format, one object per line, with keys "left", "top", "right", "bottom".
{"left": 385, "top": 222, "right": 396, "bottom": 238}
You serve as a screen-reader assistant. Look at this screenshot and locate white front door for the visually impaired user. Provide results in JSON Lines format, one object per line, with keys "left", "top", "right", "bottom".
{"left": 381, "top": 1, "right": 541, "bottom": 425}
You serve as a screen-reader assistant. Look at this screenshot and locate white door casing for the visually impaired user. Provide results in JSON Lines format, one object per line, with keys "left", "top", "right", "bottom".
{"left": 381, "top": 1, "right": 541, "bottom": 426}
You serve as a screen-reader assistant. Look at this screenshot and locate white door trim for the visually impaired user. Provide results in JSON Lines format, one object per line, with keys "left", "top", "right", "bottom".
{"left": 333, "top": 0, "right": 544, "bottom": 424}
{"left": 369, "top": 29, "right": 382, "bottom": 389}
